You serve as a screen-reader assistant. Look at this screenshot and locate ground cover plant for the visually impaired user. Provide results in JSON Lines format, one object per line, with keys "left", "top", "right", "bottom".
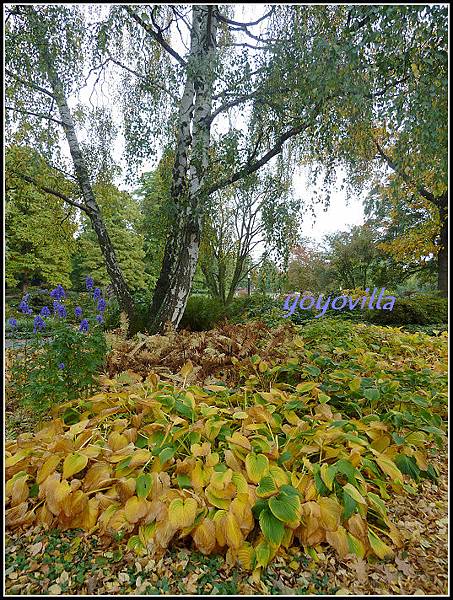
{"left": 5, "top": 320, "right": 447, "bottom": 585}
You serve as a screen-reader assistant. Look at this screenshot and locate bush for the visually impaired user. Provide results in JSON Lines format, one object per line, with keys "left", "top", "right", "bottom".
{"left": 6, "top": 280, "right": 108, "bottom": 413}
{"left": 180, "top": 295, "right": 226, "bottom": 331}
{"left": 365, "top": 294, "right": 448, "bottom": 325}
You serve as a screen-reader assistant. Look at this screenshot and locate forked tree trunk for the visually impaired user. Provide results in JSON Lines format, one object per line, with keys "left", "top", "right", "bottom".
{"left": 149, "top": 5, "right": 218, "bottom": 333}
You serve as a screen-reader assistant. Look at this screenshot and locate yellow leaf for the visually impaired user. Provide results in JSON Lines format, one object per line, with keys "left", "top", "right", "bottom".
{"left": 180, "top": 360, "right": 194, "bottom": 379}
{"left": 108, "top": 432, "right": 129, "bottom": 451}
{"left": 63, "top": 453, "right": 88, "bottom": 480}
{"left": 326, "top": 525, "right": 350, "bottom": 559}
{"left": 193, "top": 518, "right": 216, "bottom": 555}
{"left": 245, "top": 453, "right": 269, "bottom": 484}
{"left": 237, "top": 542, "right": 255, "bottom": 570}
{"left": 319, "top": 496, "right": 342, "bottom": 532}
{"left": 10, "top": 476, "right": 29, "bottom": 507}
{"left": 226, "top": 432, "right": 252, "bottom": 451}
{"left": 375, "top": 455, "right": 403, "bottom": 482}
{"left": 129, "top": 449, "right": 152, "bottom": 469}
{"left": 82, "top": 463, "right": 111, "bottom": 492}
{"left": 224, "top": 512, "right": 243, "bottom": 549}
{"left": 45, "top": 479, "right": 71, "bottom": 515}
{"left": 168, "top": 497, "right": 198, "bottom": 529}
{"left": 124, "top": 496, "right": 150, "bottom": 524}
{"left": 37, "top": 456, "right": 61, "bottom": 485}
{"left": 342, "top": 483, "right": 367, "bottom": 505}
{"left": 5, "top": 449, "right": 31, "bottom": 467}
{"left": 368, "top": 529, "right": 394, "bottom": 560}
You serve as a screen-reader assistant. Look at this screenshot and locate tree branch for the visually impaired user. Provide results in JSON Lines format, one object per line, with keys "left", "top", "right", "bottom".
{"left": 373, "top": 140, "right": 438, "bottom": 205}
{"left": 12, "top": 171, "right": 88, "bottom": 212}
{"left": 5, "top": 105, "right": 64, "bottom": 126}
{"left": 5, "top": 68, "right": 56, "bottom": 99}
{"left": 125, "top": 7, "right": 187, "bottom": 67}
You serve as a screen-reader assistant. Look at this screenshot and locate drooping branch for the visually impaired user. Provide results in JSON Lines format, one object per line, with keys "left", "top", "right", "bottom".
{"left": 12, "top": 171, "right": 87, "bottom": 212}
{"left": 5, "top": 105, "right": 65, "bottom": 126}
{"left": 373, "top": 140, "right": 438, "bottom": 205}
{"left": 5, "top": 68, "right": 56, "bottom": 99}
{"left": 125, "top": 7, "right": 188, "bottom": 67}
{"left": 207, "top": 118, "right": 313, "bottom": 196}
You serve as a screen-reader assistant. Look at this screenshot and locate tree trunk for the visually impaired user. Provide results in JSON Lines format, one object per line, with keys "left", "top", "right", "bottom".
{"left": 437, "top": 199, "right": 448, "bottom": 297}
{"left": 149, "top": 6, "right": 217, "bottom": 333}
{"left": 36, "top": 35, "right": 138, "bottom": 333}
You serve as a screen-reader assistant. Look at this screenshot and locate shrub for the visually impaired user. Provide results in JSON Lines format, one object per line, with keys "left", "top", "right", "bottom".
{"left": 180, "top": 295, "right": 226, "bottom": 331}
{"left": 365, "top": 294, "right": 448, "bottom": 325}
{"left": 6, "top": 279, "right": 108, "bottom": 413}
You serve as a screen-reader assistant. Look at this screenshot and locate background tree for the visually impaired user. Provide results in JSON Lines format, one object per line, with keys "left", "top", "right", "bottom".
{"left": 6, "top": 145, "right": 77, "bottom": 291}
{"left": 72, "top": 183, "right": 148, "bottom": 292}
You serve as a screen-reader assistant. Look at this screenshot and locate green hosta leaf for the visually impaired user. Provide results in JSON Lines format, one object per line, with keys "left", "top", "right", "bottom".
{"left": 363, "top": 388, "right": 380, "bottom": 402}
{"left": 255, "top": 539, "right": 272, "bottom": 568}
{"left": 256, "top": 475, "right": 278, "bottom": 498}
{"left": 177, "top": 474, "right": 192, "bottom": 489}
{"left": 259, "top": 507, "right": 285, "bottom": 545}
{"left": 269, "top": 491, "right": 301, "bottom": 523}
{"left": 393, "top": 454, "right": 420, "bottom": 481}
{"left": 245, "top": 453, "right": 270, "bottom": 484}
{"left": 347, "top": 532, "right": 365, "bottom": 559}
{"left": 136, "top": 473, "right": 152, "bottom": 498}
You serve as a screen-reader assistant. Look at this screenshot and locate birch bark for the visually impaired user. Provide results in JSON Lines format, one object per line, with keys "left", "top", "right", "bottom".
{"left": 149, "top": 5, "right": 218, "bottom": 332}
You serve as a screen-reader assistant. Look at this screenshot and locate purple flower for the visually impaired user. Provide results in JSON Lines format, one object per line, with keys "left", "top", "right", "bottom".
{"left": 97, "top": 297, "right": 106, "bottom": 313}
{"left": 93, "top": 287, "right": 102, "bottom": 301}
{"left": 33, "top": 315, "right": 46, "bottom": 333}
{"left": 53, "top": 301, "right": 67, "bottom": 318}
{"left": 74, "top": 306, "right": 83, "bottom": 319}
{"left": 23, "top": 293, "right": 30, "bottom": 302}
{"left": 58, "top": 362, "right": 65, "bottom": 370}
{"left": 19, "top": 299, "right": 30, "bottom": 314}
{"left": 40, "top": 306, "right": 51, "bottom": 318}
{"left": 50, "top": 284, "right": 66, "bottom": 301}
{"left": 86, "top": 276, "right": 94, "bottom": 291}
{"left": 8, "top": 318, "right": 17, "bottom": 328}
{"left": 79, "top": 319, "right": 89, "bottom": 332}
{"left": 96, "top": 314, "right": 104, "bottom": 324}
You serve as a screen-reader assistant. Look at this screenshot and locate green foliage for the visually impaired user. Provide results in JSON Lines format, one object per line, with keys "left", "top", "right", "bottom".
{"left": 6, "top": 146, "right": 77, "bottom": 290}
{"left": 365, "top": 294, "right": 448, "bottom": 326}
{"left": 73, "top": 183, "right": 148, "bottom": 292}
{"left": 180, "top": 295, "right": 227, "bottom": 331}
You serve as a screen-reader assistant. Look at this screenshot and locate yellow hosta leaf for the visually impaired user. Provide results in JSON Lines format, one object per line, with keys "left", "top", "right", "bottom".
{"left": 108, "top": 432, "right": 129, "bottom": 451}
{"left": 68, "top": 419, "right": 90, "bottom": 437}
{"left": 368, "top": 529, "right": 394, "bottom": 560}
{"left": 10, "top": 476, "right": 29, "bottom": 507}
{"left": 117, "top": 478, "right": 136, "bottom": 503}
{"left": 168, "top": 497, "right": 198, "bottom": 529}
{"left": 6, "top": 449, "right": 31, "bottom": 467}
{"left": 326, "top": 525, "right": 350, "bottom": 559}
{"left": 129, "top": 449, "right": 152, "bottom": 469}
{"left": 342, "top": 483, "right": 367, "bottom": 505}
{"left": 375, "top": 455, "right": 403, "bottom": 483}
{"left": 193, "top": 518, "right": 216, "bottom": 554}
{"left": 72, "top": 497, "right": 99, "bottom": 530}
{"left": 320, "top": 464, "right": 336, "bottom": 491}
{"left": 205, "top": 488, "right": 231, "bottom": 509}
{"left": 269, "top": 466, "right": 289, "bottom": 487}
{"left": 231, "top": 472, "right": 248, "bottom": 494}
{"left": 213, "top": 509, "right": 228, "bottom": 546}
{"left": 180, "top": 360, "right": 194, "bottom": 379}
{"left": 124, "top": 496, "right": 150, "bottom": 524}
{"left": 226, "top": 432, "right": 252, "bottom": 451}
{"left": 237, "top": 542, "right": 255, "bottom": 570}
{"left": 82, "top": 463, "right": 111, "bottom": 492}
{"left": 319, "top": 496, "right": 342, "bottom": 532}
{"left": 412, "top": 450, "right": 428, "bottom": 471}
{"left": 45, "top": 479, "right": 71, "bottom": 515}
{"left": 245, "top": 453, "right": 269, "bottom": 484}
{"left": 37, "top": 456, "right": 61, "bottom": 485}
{"left": 108, "top": 508, "right": 130, "bottom": 531}
{"left": 62, "top": 490, "right": 88, "bottom": 518}
{"left": 210, "top": 468, "right": 233, "bottom": 490}
{"left": 347, "top": 532, "right": 366, "bottom": 559}
{"left": 224, "top": 512, "right": 243, "bottom": 549}
{"left": 63, "top": 453, "right": 88, "bottom": 480}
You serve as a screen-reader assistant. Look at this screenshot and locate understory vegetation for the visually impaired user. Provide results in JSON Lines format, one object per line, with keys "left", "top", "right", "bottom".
{"left": 5, "top": 318, "right": 447, "bottom": 583}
